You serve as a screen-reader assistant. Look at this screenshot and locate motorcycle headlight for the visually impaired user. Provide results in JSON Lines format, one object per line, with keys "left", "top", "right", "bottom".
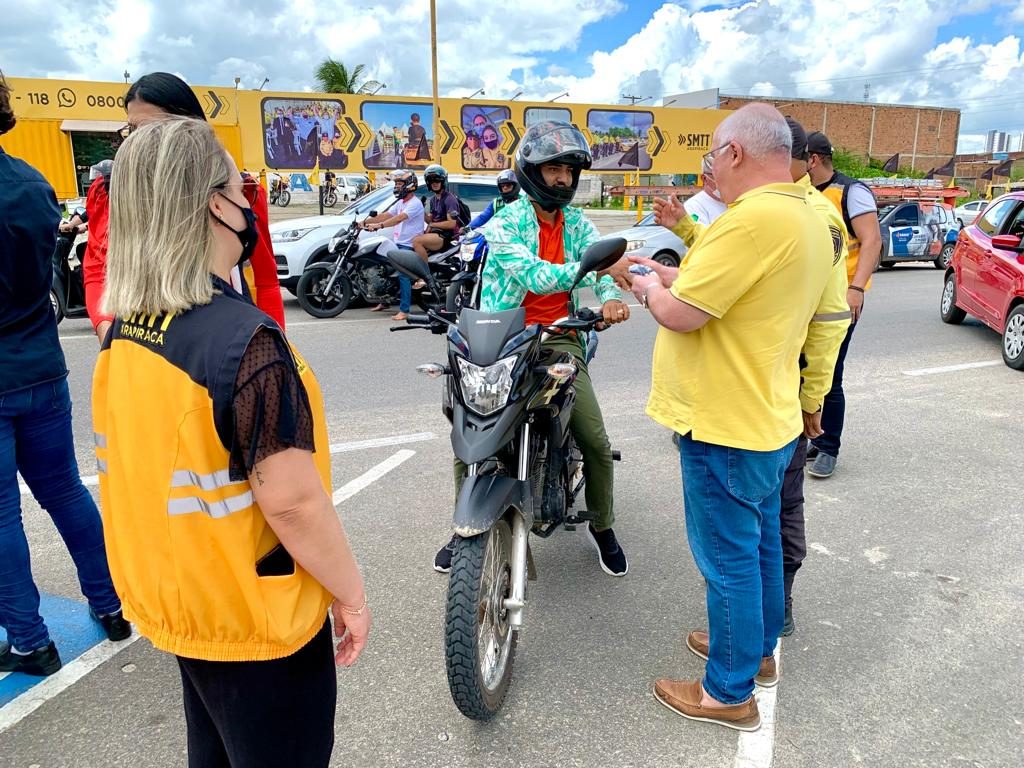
{"left": 272, "top": 227, "right": 316, "bottom": 243}
{"left": 455, "top": 355, "right": 517, "bottom": 416}
{"left": 625, "top": 239, "right": 647, "bottom": 252}
{"left": 459, "top": 243, "right": 477, "bottom": 263}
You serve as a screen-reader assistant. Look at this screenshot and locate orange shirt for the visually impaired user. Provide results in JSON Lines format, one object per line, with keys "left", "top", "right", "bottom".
{"left": 522, "top": 211, "right": 570, "bottom": 326}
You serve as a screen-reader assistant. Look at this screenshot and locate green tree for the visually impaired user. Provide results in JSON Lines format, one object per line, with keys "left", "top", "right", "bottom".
{"left": 314, "top": 59, "right": 382, "bottom": 95}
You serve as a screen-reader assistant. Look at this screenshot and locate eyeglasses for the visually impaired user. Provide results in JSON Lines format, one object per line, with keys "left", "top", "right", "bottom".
{"left": 702, "top": 142, "right": 732, "bottom": 166}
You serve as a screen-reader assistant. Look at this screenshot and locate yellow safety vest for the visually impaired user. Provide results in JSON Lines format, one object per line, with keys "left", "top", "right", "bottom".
{"left": 818, "top": 172, "right": 874, "bottom": 289}
{"left": 92, "top": 279, "right": 332, "bottom": 662}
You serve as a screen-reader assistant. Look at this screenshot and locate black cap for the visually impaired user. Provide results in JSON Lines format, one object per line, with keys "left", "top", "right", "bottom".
{"left": 807, "top": 131, "right": 833, "bottom": 157}
{"left": 786, "top": 117, "right": 808, "bottom": 160}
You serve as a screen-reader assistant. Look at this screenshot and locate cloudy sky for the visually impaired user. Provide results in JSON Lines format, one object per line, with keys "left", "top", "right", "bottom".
{"left": 4, "top": 0, "right": 1022, "bottom": 153}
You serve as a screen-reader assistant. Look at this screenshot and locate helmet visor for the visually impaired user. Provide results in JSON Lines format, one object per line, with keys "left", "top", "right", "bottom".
{"left": 519, "top": 123, "right": 591, "bottom": 167}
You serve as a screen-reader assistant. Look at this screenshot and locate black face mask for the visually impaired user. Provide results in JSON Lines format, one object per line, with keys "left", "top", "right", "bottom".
{"left": 215, "top": 194, "right": 259, "bottom": 265}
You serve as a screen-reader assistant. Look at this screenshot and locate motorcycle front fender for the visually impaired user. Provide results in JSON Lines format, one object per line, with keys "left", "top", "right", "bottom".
{"left": 450, "top": 270, "right": 478, "bottom": 286}
{"left": 303, "top": 260, "right": 340, "bottom": 273}
{"left": 453, "top": 474, "right": 531, "bottom": 538}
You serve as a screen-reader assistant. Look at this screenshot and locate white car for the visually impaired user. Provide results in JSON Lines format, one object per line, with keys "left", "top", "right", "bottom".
{"left": 601, "top": 212, "right": 687, "bottom": 267}
{"left": 271, "top": 175, "right": 500, "bottom": 294}
{"left": 953, "top": 200, "right": 987, "bottom": 227}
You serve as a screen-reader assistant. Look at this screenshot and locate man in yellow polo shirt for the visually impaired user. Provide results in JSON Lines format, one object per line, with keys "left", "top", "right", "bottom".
{"left": 628, "top": 104, "right": 835, "bottom": 732}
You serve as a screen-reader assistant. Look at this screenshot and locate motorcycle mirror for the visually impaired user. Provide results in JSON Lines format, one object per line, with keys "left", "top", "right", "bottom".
{"left": 387, "top": 249, "right": 431, "bottom": 283}
{"left": 571, "top": 238, "right": 628, "bottom": 290}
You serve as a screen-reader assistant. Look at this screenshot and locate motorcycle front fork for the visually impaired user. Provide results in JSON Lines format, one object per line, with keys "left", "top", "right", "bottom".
{"left": 503, "top": 422, "right": 531, "bottom": 629}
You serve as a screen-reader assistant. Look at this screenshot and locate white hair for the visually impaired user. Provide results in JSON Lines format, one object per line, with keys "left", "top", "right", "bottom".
{"left": 716, "top": 103, "right": 792, "bottom": 163}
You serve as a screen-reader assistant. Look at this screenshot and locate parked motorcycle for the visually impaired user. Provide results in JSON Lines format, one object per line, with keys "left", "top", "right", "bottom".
{"left": 269, "top": 176, "right": 291, "bottom": 207}
{"left": 51, "top": 213, "right": 90, "bottom": 324}
{"left": 322, "top": 181, "right": 338, "bottom": 208}
{"left": 387, "top": 238, "right": 627, "bottom": 721}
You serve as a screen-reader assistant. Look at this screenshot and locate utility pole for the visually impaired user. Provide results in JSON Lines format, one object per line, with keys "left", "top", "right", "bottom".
{"left": 429, "top": 0, "right": 440, "bottom": 165}
{"left": 621, "top": 94, "right": 650, "bottom": 106}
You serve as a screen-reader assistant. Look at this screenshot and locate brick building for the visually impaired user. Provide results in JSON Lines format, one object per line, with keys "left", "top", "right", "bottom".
{"left": 718, "top": 95, "right": 960, "bottom": 173}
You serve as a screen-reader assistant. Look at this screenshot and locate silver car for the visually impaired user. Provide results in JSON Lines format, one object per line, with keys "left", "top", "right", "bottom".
{"left": 602, "top": 212, "right": 687, "bottom": 267}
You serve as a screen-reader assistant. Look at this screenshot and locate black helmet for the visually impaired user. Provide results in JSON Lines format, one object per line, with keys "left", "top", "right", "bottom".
{"left": 496, "top": 168, "right": 520, "bottom": 203}
{"left": 392, "top": 169, "right": 418, "bottom": 198}
{"left": 514, "top": 121, "right": 591, "bottom": 211}
{"left": 424, "top": 164, "right": 448, "bottom": 189}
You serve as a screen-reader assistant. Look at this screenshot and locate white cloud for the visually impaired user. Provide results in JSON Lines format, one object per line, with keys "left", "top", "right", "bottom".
{"left": 3, "top": 0, "right": 1022, "bottom": 139}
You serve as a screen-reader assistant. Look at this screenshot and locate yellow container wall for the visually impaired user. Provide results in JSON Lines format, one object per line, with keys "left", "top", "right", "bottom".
{"left": 0, "top": 120, "right": 77, "bottom": 199}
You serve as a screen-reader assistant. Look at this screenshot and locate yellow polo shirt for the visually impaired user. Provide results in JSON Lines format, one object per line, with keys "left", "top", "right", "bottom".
{"left": 646, "top": 182, "right": 834, "bottom": 451}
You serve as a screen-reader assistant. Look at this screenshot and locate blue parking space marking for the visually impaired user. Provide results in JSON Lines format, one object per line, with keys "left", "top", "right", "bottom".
{"left": 0, "top": 593, "right": 107, "bottom": 707}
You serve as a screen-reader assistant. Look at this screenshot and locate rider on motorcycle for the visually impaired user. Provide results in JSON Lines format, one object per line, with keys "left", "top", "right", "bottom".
{"left": 466, "top": 168, "right": 522, "bottom": 230}
{"left": 433, "top": 120, "right": 630, "bottom": 576}
{"left": 361, "top": 170, "right": 425, "bottom": 320}
{"left": 413, "top": 165, "right": 463, "bottom": 262}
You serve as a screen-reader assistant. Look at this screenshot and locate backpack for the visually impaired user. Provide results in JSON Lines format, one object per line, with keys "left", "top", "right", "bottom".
{"left": 454, "top": 195, "right": 471, "bottom": 227}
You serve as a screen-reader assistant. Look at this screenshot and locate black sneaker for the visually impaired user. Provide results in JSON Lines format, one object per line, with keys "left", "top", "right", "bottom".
{"left": 0, "top": 641, "right": 63, "bottom": 677}
{"left": 433, "top": 535, "right": 458, "bottom": 573}
{"left": 586, "top": 524, "right": 628, "bottom": 577}
{"left": 90, "top": 608, "right": 132, "bottom": 642}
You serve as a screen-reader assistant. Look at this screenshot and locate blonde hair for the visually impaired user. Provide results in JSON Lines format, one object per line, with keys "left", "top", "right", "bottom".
{"left": 103, "top": 117, "right": 232, "bottom": 316}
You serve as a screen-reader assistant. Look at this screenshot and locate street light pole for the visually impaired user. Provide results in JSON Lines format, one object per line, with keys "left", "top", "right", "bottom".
{"left": 430, "top": 0, "right": 441, "bottom": 165}
{"left": 548, "top": 92, "right": 569, "bottom": 102}
{"left": 510, "top": 91, "right": 523, "bottom": 100}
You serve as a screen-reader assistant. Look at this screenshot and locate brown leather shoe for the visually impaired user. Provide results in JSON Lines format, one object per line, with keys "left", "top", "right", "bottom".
{"left": 653, "top": 678, "right": 760, "bottom": 732}
{"left": 685, "top": 630, "right": 779, "bottom": 688}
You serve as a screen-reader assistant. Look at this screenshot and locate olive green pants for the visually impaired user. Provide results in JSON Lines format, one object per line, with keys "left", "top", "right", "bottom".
{"left": 453, "top": 334, "right": 615, "bottom": 530}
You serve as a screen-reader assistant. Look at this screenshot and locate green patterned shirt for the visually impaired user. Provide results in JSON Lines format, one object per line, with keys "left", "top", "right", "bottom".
{"left": 478, "top": 197, "right": 622, "bottom": 313}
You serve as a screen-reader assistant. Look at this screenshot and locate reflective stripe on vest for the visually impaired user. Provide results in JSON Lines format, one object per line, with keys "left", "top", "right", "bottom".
{"left": 167, "top": 491, "right": 255, "bottom": 519}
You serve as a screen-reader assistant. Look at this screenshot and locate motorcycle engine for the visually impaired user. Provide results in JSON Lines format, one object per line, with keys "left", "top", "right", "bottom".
{"left": 359, "top": 265, "right": 391, "bottom": 301}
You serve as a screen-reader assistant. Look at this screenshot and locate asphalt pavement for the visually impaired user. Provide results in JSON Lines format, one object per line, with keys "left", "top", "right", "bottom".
{"left": 2, "top": 249, "right": 1021, "bottom": 767}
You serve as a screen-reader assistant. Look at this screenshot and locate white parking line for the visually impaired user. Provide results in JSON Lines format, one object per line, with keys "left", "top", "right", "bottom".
{"left": 902, "top": 360, "right": 1002, "bottom": 376}
{"left": 18, "top": 431, "right": 436, "bottom": 497}
{"left": 0, "top": 635, "right": 140, "bottom": 735}
{"left": 733, "top": 640, "right": 781, "bottom": 768}
{"left": 332, "top": 449, "right": 416, "bottom": 506}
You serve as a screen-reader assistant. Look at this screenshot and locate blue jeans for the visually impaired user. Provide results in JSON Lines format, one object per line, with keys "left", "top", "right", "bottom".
{"left": 811, "top": 321, "right": 856, "bottom": 458}
{"left": 0, "top": 378, "right": 120, "bottom": 652}
{"left": 397, "top": 244, "right": 414, "bottom": 313}
{"left": 678, "top": 433, "right": 797, "bottom": 704}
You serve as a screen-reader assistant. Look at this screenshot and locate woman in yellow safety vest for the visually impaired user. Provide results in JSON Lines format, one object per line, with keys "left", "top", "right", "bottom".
{"left": 93, "top": 117, "right": 370, "bottom": 767}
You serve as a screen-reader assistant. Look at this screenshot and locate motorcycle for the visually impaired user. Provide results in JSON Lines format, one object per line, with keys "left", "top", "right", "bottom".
{"left": 444, "top": 228, "right": 488, "bottom": 316}
{"left": 51, "top": 212, "right": 90, "bottom": 325}
{"left": 387, "top": 238, "right": 627, "bottom": 721}
{"left": 296, "top": 210, "right": 466, "bottom": 319}
{"left": 322, "top": 179, "right": 338, "bottom": 208}
{"left": 269, "top": 176, "right": 291, "bottom": 207}
{"left": 296, "top": 214, "right": 398, "bottom": 318}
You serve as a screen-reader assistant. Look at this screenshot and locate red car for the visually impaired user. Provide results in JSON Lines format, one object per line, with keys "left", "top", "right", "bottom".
{"left": 941, "top": 191, "right": 1024, "bottom": 369}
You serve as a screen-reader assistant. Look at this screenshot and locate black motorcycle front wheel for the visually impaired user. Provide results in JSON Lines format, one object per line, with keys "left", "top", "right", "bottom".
{"left": 445, "top": 516, "right": 518, "bottom": 720}
{"left": 276, "top": 189, "right": 291, "bottom": 207}
{"left": 296, "top": 268, "right": 352, "bottom": 318}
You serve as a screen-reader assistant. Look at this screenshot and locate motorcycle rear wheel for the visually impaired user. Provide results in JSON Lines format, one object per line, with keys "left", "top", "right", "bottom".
{"left": 296, "top": 268, "right": 352, "bottom": 318}
{"left": 445, "top": 517, "right": 518, "bottom": 721}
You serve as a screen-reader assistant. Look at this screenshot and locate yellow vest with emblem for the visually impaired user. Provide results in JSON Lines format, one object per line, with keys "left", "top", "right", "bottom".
{"left": 92, "top": 281, "right": 332, "bottom": 662}
{"left": 817, "top": 171, "right": 873, "bottom": 290}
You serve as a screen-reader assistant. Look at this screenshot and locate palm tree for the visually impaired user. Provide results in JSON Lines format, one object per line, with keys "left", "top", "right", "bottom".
{"left": 314, "top": 59, "right": 382, "bottom": 95}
